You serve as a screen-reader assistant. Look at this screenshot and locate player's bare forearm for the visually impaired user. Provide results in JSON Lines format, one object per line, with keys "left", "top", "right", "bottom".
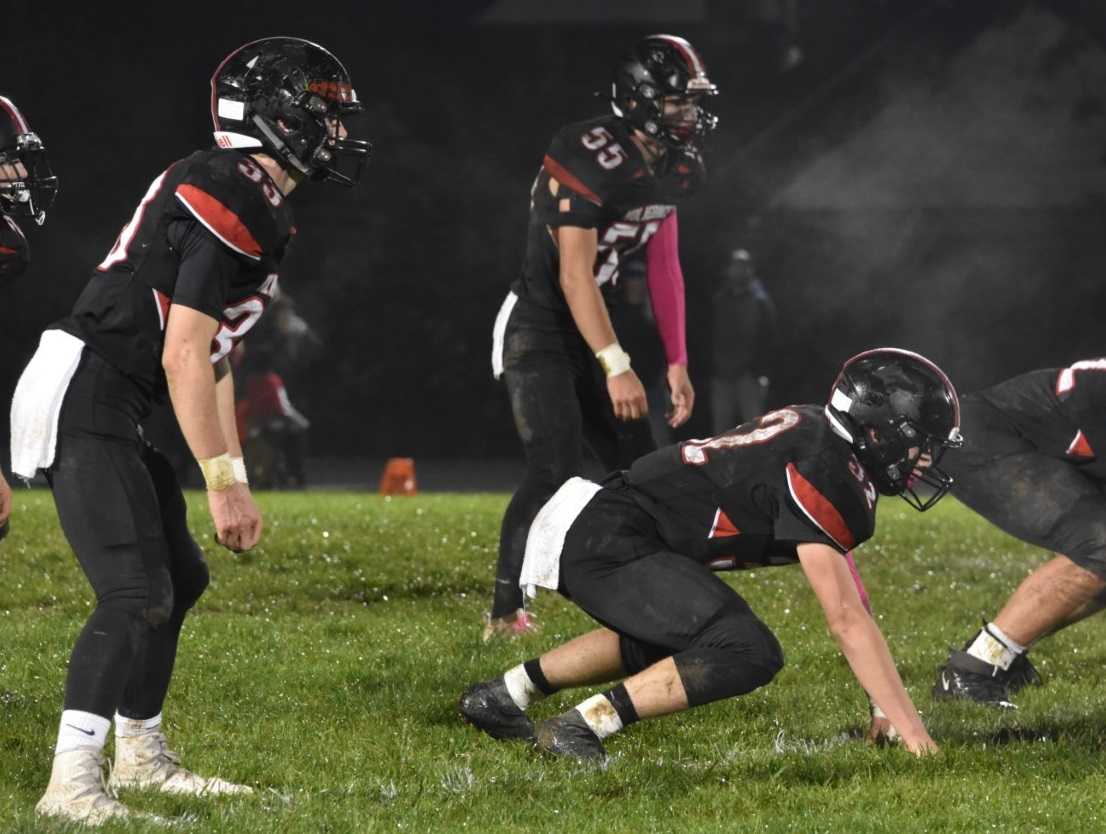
{"left": 831, "top": 613, "right": 928, "bottom": 745}
{"left": 558, "top": 226, "right": 619, "bottom": 353}
{"left": 214, "top": 359, "right": 243, "bottom": 458}
{"left": 163, "top": 305, "right": 227, "bottom": 461}
{"left": 798, "top": 543, "right": 931, "bottom": 749}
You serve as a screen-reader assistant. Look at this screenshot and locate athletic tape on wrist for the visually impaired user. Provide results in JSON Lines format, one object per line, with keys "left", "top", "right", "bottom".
{"left": 596, "top": 343, "right": 632, "bottom": 378}
{"left": 198, "top": 453, "right": 237, "bottom": 492}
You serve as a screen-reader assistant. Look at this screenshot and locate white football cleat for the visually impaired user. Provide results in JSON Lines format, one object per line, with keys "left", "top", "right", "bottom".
{"left": 36, "top": 748, "right": 167, "bottom": 826}
{"left": 111, "top": 730, "right": 254, "bottom": 797}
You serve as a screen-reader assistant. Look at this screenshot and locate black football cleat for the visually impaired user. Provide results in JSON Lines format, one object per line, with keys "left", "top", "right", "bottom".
{"left": 1005, "top": 652, "right": 1042, "bottom": 694}
{"left": 933, "top": 649, "right": 1017, "bottom": 709}
{"left": 534, "top": 710, "right": 608, "bottom": 763}
{"left": 458, "top": 678, "right": 536, "bottom": 741}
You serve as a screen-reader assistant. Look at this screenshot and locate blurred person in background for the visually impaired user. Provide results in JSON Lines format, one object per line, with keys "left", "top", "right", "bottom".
{"left": 9, "top": 38, "right": 369, "bottom": 825}
{"left": 1, "top": 94, "right": 58, "bottom": 540}
{"left": 233, "top": 293, "right": 319, "bottom": 488}
{"left": 710, "top": 248, "right": 777, "bottom": 434}
{"left": 486, "top": 35, "right": 717, "bottom": 638}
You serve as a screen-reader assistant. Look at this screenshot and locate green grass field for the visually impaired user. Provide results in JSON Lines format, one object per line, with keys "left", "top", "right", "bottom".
{"left": 4, "top": 489, "right": 1106, "bottom": 833}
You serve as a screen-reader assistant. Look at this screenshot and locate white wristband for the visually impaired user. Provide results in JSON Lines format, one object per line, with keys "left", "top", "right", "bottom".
{"left": 231, "top": 456, "right": 248, "bottom": 485}
{"left": 595, "top": 343, "right": 632, "bottom": 378}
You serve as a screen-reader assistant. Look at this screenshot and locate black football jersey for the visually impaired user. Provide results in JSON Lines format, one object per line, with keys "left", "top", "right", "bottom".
{"left": 0, "top": 214, "right": 29, "bottom": 278}
{"left": 55, "top": 148, "right": 295, "bottom": 399}
{"left": 975, "top": 360, "right": 1106, "bottom": 479}
{"left": 623, "top": 405, "right": 879, "bottom": 569}
{"left": 510, "top": 114, "right": 703, "bottom": 322}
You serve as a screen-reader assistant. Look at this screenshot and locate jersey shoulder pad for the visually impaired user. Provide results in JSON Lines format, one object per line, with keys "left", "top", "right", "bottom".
{"left": 0, "top": 215, "right": 30, "bottom": 278}
{"left": 172, "top": 150, "right": 290, "bottom": 261}
{"left": 784, "top": 422, "right": 877, "bottom": 552}
{"left": 542, "top": 116, "right": 642, "bottom": 208}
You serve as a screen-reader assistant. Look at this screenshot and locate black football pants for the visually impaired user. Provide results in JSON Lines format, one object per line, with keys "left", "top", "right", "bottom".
{"left": 46, "top": 350, "right": 209, "bottom": 720}
{"left": 493, "top": 326, "right": 656, "bottom": 617}
{"left": 947, "top": 395, "right": 1106, "bottom": 580}
{"left": 559, "top": 487, "right": 784, "bottom": 706}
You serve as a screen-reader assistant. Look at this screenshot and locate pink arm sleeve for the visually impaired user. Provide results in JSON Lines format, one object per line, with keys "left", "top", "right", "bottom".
{"left": 644, "top": 212, "right": 687, "bottom": 366}
{"left": 844, "top": 550, "right": 873, "bottom": 615}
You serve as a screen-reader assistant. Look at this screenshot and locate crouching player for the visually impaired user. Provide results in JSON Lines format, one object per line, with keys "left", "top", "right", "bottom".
{"left": 934, "top": 359, "right": 1106, "bottom": 707}
{"left": 461, "top": 348, "right": 962, "bottom": 760}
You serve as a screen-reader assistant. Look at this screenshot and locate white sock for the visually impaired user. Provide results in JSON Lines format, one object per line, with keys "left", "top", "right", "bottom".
{"left": 503, "top": 664, "right": 543, "bottom": 710}
{"left": 115, "top": 712, "right": 162, "bottom": 738}
{"left": 967, "top": 622, "right": 1025, "bottom": 671}
{"left": 55, "top": 710, "right": 111, "bottom": 755}
{"left": 575, "top": 694, "right": 622, "bottom": 740}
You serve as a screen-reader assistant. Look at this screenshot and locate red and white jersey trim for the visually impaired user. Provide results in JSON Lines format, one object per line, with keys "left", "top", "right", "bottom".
{"left": 1056, "top": 359, "right": 1106, "bottom": 396}
{"left": 1066, "top": 429, "right": 1095, "bottom": 460}
{"left": 785, "top": 462, "right": 856, "bottom": 551}
{"left": 152, "top": 289, "right": 171, "bottom": 331}
{"left": 708, "top": 507, "right": 740, "bottom": 538}
{"left": 174, "top": 185, "right": 262, "bottom": 260}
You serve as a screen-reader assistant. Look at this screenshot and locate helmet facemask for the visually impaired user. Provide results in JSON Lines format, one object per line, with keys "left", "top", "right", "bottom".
{"left": 0, "top": 132, "right": 58, "bottom": 225}
{"left": 855, "top": 420, "right": 963, "bottom": 511}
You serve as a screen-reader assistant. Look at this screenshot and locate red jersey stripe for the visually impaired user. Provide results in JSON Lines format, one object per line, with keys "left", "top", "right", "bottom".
{"left": 174, "top": 184, "right": 262, "bottom": 260}
{"left": 542, "top": 155, "right": 603, "bottom": 207}
{"left": 785, "top": 462, "right": 855, "bottom": 551}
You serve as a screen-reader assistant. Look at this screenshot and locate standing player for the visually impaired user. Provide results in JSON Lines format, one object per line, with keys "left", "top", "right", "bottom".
{"left": 10, "top": 38, "right": 369, "bottom": 825}
{"left": 933, "top": 360, "right": 1106, "bottom": 707}
{"left": 487, "top": 35, "right": 716, "bottom": 636}
{"left": 462, "top": 349, "right": 962, "bottom": 760}
{"left": 1, "top": 95, "right": 58, "bottom": 540}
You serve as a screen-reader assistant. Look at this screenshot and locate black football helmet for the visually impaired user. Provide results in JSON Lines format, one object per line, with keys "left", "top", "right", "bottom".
{"left": 0, "top": 96, "right": 58, "bottom": 225}
{"left": 210, "top": 37, "right": 371, "bottom": 186}
{"left": 610, "top": 34, "right": 718, "bottom": 151}
{"left": 825, "top": 348, "right": 963, "bottom": 511}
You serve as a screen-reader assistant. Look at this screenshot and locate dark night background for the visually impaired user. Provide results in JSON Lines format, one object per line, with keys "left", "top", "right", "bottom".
{"left": 4, "top": 0, "right": 1106, "bottom": 483}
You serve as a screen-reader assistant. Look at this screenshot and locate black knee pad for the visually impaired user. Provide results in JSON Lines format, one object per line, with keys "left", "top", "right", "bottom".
{"left": 676, "top": 605, "right": 785, "bottom": 706}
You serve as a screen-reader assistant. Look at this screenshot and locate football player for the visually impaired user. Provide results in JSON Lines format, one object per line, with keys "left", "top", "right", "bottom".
{"left": 487, "top": 35, "right": 716, "bottom": 638}
{"left": 1, "top": 95, "right": 58, "bottom": 541}
{"left": 933, "top": 360, "right": 1106, "bottom": 707}
{"left": 9, "top": 38, "right": 369, "bottom": 825}
{"left": 462, "top": 349, "right": 962, "bottom": 761}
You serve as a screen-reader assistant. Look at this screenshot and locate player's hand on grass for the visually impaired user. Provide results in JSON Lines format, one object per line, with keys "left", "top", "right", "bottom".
{"left": 608, "top": 369, "right": 648, "bottom": 422}
{"left": 902, "top": 731, "right": 939, "bottom": 757}
{"left": 208, "top": 482, "right": 263, "bottom": 553}
{"left": 666, "top": 363, "right": 695, "bottom": 428}
{"left": 482, "top": 608, "right": 540, "bottom": 642}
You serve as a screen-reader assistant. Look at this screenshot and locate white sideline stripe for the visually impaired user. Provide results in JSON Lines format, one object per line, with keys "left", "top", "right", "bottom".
{"left": 174, "top": 191, "right": 261, "bottom": 261}
{"left": 785, "top": 465, "right": 848, "bottom": 552}
{"left": 490, "top": 291, "right": 518, "bottom": 379}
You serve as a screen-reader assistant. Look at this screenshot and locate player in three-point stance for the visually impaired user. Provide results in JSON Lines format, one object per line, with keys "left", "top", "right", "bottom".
{"left": 487, "top": 35, "right": 717, "bottom": 638}
{"left": 462, "top": 349, "right": 963, "bottom": 761}
{"left": 10, "top": 38, "right": 369, "bottom": 825}
{"left": 0, "top": 94, "right": 58, "bottom": 540}
{"left": 933, "top": 359, "right": 1106, "bottom": 707}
